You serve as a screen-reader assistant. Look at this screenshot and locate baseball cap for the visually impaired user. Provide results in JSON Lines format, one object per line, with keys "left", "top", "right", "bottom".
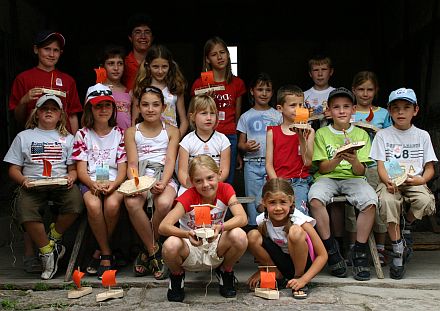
{"left": 388, "top": 88, "right": 417, "bottom": 105}
{"left": 85, "top": 83, "right": 115, "bottom": 105}
{"left": 34, "top": 30, "right": 65, "bottom": 49}
{"left": 328, "top": 87, "right": 355, "bottom": 104}
{"left": 35, "top": 94, "right": 63, "bottom": 109}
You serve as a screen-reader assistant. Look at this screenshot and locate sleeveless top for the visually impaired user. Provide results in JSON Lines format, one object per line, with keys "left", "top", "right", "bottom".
{"left": 135, "top": 122, "right": 168, "bottom": 165}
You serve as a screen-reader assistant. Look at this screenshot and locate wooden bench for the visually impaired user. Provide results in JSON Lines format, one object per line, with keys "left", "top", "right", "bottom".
{"left": 330, "top": 195, "right": 384, "bottom": 279}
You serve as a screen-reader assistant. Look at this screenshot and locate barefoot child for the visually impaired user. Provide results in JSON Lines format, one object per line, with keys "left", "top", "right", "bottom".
{"left": 4, "top": 94, "right": 84, "bottom": 280}
{"left": 159, "top": 155, "right": 248, "bottom": 302}
{"left": 247, "top": 178, "right": 327, "bottom": 299}
{"left": 72, "top": 83, "right": 127, "bottom": 278}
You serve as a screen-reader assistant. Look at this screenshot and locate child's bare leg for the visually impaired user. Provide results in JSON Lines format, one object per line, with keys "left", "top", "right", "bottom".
{"left": 103, "top": 192, "right": 123, "bottom": 239}
{"left": 125, "top": 194, "right": 155, "bottom": 252}
{"left": 24, "top": 233, "right": 35, "bottom": 257}
{"left": 84, "top": 193, "right": 111, "bottom": 257}
{"left": 247, "top": 229, "right": 277, "bottom": 288}
{"left": 356, "top": 205, "right": 375, "bottom": 243}
{"left": 162, "top": 236, "right": 189, "bottom": 273}
{"left": 309, "top": 198, "right": 331, "bottom": 239}
{"left": 23, "top": 222, "right": 49, "bottom": 248}
{"left": 217, "top": 228, "right": 248, "bottom": 270}
{"left": 287, "top": 225, "right": 308, "bottom": 277}
{"left": 152, "top": 186, "right": 176, "bottom": 240}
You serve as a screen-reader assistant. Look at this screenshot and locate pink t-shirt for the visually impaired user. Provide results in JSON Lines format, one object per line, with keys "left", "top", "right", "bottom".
{"left": 112, "top": 89, "right": 132, "bottom": 130}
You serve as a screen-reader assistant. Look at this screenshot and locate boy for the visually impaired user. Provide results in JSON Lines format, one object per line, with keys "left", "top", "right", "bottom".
{"left": 123, "top": 13, "right": 154, "bottom": 91}
{"left": 9, "top": 30, "right": 82, "bottom": 134}
{"left": 308, "top": 87, "right": 377, "bottom": 281}
{"left": 370, "top": 88, "right": 437, "bottom": 279}
{"left": 266, "top": 85, "right": 314, "bottom": 216}
{"left": 304, "top": 55, "right": 335, "bottom": 128}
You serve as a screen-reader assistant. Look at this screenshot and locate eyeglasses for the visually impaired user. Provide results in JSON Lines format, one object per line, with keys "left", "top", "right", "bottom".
{"left": 88, "top": 89, "right": 112, "bottom": 97}
{"left": 132, "top": 30, "right": 152, "bottom": 37}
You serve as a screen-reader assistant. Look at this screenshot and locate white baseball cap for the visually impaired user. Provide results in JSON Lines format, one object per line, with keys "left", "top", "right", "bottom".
{"left": 35, "top": 94, "right": 63, "bottom": 109}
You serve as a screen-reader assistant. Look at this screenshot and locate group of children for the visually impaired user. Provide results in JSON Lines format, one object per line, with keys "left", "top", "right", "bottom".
{"left": 4, "top": 21, "right": 438, "bottom": 303}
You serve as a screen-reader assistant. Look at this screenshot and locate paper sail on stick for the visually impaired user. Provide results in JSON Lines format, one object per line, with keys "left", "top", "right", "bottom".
{"left": 255, "top": 266, "right": 279, "bottom": 300}
{"left": 260, "top": 271, "right": 276, "bottom": 289}
{"left": 68, "top": 269, "right": 92, "bottom": 299}
{"left": 96, "top": 269, "right": 123, "bottom": 302}
{"left": 42, "top": 159, "right": 52, "bottom": 177}
{"left": 294, "top": 107, "right": 310, "bottom": 123}
{"left": 194, "top": 204, "right": 212, "bottom": 226}
{"left": 94, "top": 67, "right": 107, "bottom": 84}
{"left": 201, "top": 71, "right": 215, "bottom": 86}
{"left": 131, "top": 167, "right": 139, "bottom": 188}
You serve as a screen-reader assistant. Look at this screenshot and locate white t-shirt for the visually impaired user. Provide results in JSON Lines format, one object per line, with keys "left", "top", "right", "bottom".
{"left": 236, "top": 107, "right": 282, "bottom": 159}
{"left": 4, "top": 128, "right": 74, "bottom": 179}
{"left": 179, "top": 130, "right": 230, "bottom": 166}
{"left": 71, "top": 127, "right": 126, "bottom": 181}
{"left": 304, "top": 86, "right": 335, "bottom": 114}
{"left": 161, "top": 87, "right": 178, "bottom": 127}
{"left": 370, "top": 125, "right": 437, "bottom": 176}
{"left": 256, "top": 209, "right": 316, "bottom": 254}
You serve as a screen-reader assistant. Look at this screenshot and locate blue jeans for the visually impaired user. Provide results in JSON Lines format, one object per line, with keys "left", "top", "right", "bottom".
{"left": 244, "top": 160, "right": 266, "bottom": 225}
{"left": 225, "top": 133, "right": 238, "bottom": 185}
{"left": 289, "top": 176, "right": 312, "bottom": 215}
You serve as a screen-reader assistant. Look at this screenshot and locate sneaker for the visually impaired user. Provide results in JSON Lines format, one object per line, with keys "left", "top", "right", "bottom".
{"left": 390, "top": 262, "right": 406, "bottom": 280}
{"left": 23, "top": 255, "right": 43, "bottom": 273}
{"left": 47, "top": 223, "right": 62, "bottom": 244}
{"left": 40, "top": 244, "right": 65, "bottom": 280}
{"left": 215, "top": 268, "right": 237, "bottom": 298}
{"left": 167, "top": 272, "right": 185, "bottom": 302}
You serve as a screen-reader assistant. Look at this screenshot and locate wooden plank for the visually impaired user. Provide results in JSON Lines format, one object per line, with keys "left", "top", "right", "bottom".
{"left": 368, "top": 233, "right": 384, "bottom": 279}
{"left": 64, "top": 215, "right": 88, "bottom": 282}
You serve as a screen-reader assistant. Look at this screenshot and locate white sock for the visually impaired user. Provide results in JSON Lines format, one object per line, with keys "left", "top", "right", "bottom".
{"left": 392, "top": 240, "right": 404, "bottom": 266}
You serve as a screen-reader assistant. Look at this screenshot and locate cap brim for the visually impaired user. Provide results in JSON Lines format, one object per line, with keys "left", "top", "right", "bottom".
{"left": 388, "top": 97, "right": 417, "bottom": 105}
{"left": 88, "top": 96, "right": 115, "bottom": 105}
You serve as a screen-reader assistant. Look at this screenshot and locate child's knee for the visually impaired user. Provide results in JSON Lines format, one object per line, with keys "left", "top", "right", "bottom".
{"left": 288, "top": 225, "right": 306, "bottom": 243}
{"left": 162, "top": 237, "right": 183, "bottom": 256}
{"left": 247, "top": 229, "right": 262, "bottom": 244}
{"left": 228, "top": 228, "right": 248, "bottom": 249}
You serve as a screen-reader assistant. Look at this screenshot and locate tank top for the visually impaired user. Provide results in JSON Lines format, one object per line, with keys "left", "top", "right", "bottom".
{"left": 135, "top": 122, "right": 169, "bottom": 165}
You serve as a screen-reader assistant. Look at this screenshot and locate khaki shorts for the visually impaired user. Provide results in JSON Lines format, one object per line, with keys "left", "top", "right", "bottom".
{"left": 181, "top": 235, "right": 224, "bottom": 272}
{"left": 14, "top": 184, "right": 84, "bottom": 225}
{"left": 377, "top": 183, "right": 435, "bottom": 225}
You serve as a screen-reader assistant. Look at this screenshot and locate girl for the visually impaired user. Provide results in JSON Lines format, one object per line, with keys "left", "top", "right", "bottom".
{"left": 159, "top": 155, "right": 248, "bottom": 302}
{"left": 237, "top": 73, "right": 282, "bottom": 226}
{"left": 132, "top": 44, "right": 188, "bottom": 137}
{"left": 349, "top": 70, "right": 392, "bottom": 266}
{"left": 247, "top": 178, "right": 327, "bottom": 299}
{"left": 4, "top": 94, "right": 83, "bottom": 280}
{"left": 191, "top": 36, "right": 246, "bottom": 185}
{"left": 101, "top": 45, "right": 132, "bottom": 130}
{"left": 124, "top": 86, "right": 180, "bottom": 279}
{"left": 71, "top": 83, "right": 127, "bottom": 278}
{"left": 178, "top": 94, "right": 230, "bottom": 195}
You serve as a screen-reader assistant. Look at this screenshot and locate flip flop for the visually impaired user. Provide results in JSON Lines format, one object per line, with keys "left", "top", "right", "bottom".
{"left": 292, "top": 285, "right": 309, "bottom": 299}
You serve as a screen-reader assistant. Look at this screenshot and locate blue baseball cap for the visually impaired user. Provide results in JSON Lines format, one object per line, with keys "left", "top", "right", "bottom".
{"left": 388, "top": 88, "right": 417, "bottom": 106}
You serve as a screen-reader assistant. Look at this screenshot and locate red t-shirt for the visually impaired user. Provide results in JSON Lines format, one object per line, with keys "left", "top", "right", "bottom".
{"left": 122, "top": 51, "right": 139, "bottom": 91}
{"left": 176, "top": 182, "right": 235, "bottom": 231}
{"left": 9, "top": 67, "right": 83, "bottom": 132}
{"left": 191, "top": 76, "right": 246, "bottom": 134}
{"left": 268, "top": 125, "right": 310, "bottom": 179}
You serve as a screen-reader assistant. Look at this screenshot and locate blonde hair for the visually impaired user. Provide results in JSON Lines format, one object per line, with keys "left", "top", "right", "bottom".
{"left": 188, "top": 94, "right": 218, "bottom": 130}
{"left": 258, "top": 178, "right": 295, "bottom": 237}
{"left": 25, "top": 101, "right": 69, "bottom": 136}
{"left": 203, "top": 36, "right": 233, "bottom": 84}
{"left": 308, "top": 55, "right": 333, "bottom": 71}
{"left": 277, "top": 84, "right": 304, "bottom": 106}
{"left": 188, "top": 154, "right": 220, "bottom": 180}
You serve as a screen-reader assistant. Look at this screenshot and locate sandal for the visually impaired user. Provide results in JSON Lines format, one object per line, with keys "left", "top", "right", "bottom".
{"left": 86, "top": 256, "right": 100, "bottom": 275}
{"left": 351, "top": 250, "right": 370, "bottom": 281}
{"left": 328, "top": 247, "right": 347, "bottom": 278}
{"left": 292, "top": 285, "right": 309, "bottom": 299}
{"left": 147, "top": 243, "right": 168, "bottom": 280}
{"left": 133, "top": 251, "right": 151, "bottom": 277}
{"left": 97, "top": 254, "right": 115, "bottom": 279}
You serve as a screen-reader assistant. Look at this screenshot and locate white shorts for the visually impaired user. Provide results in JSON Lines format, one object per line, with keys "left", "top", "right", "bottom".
{"left": 181, "top": 235, "right": 224, "bottom": 272}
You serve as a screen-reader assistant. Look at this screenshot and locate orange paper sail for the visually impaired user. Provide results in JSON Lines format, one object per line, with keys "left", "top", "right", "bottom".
{"left": 72, "top": 269, "right": 85, "bottom": 288}
{"left": 260, "top": 271, "right": 276, "bottom": 289}
{"left": 194, "top": 204, "right": 212, "bottom": 226}
{"left": 42, "top": 159, "right": 52, "bottom": 177}
{"left": 94, "top": 67, "right": 107, "bottom": 84}
{"left": 201, "top": 71, "right": 215, "bottom": 86}
{"left": 294, "top": 107, "right": 310, "bottom": 123}
{"left": 131, "top": 167, "right": 139, "bottom": 188}
{"left": 101, "top": 270, "right": 117, "bottom": 287}
{"left": 365, "top": 107, "right": 374, "bottom": 122}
